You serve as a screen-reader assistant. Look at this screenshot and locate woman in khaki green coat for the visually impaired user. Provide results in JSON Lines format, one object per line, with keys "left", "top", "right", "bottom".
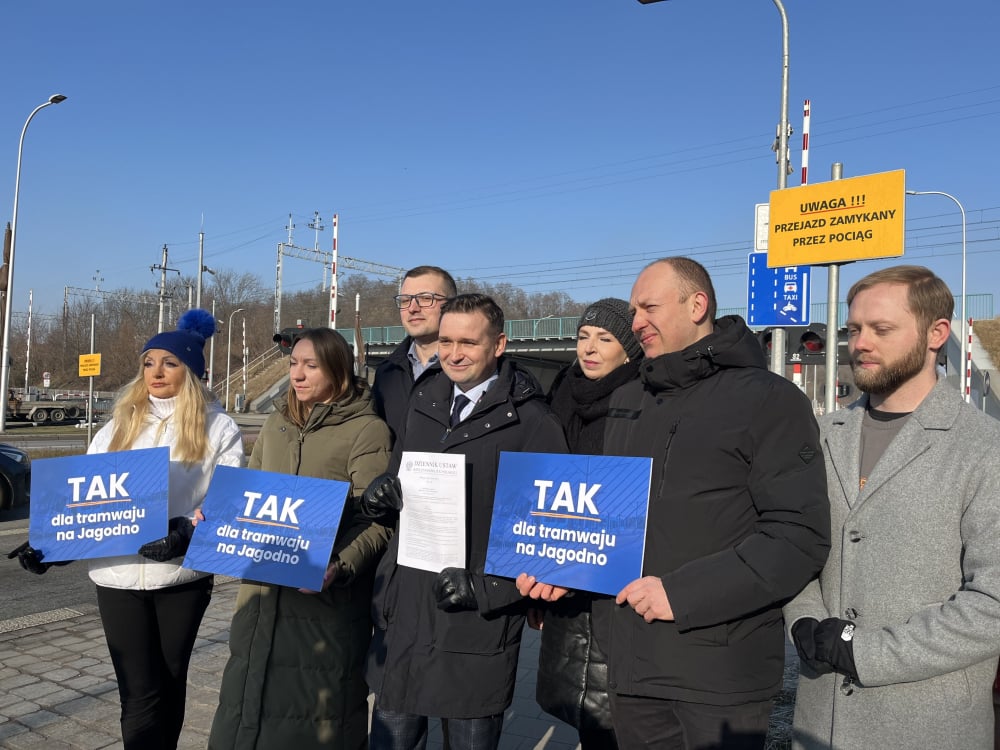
{"left": 209, "top": 328, "right": 391, "bottom": 750}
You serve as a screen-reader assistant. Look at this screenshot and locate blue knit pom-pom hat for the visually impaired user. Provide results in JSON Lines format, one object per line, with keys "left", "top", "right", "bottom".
{"left": 143, "top": 309, "right": 216, "bottom": 377}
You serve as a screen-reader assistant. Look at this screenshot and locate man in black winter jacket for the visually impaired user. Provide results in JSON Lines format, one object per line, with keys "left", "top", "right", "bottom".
{"left": 609, "top": 257, "right": 829, "bottom": 749}
{"left": 365, "top": 294, "right": 569, "bottom": 750}
{"left": 523, "top": 258, "right": 830, "bottom": 750}
{"left": 372, "top": 265, "right": 456, "bottom": 445}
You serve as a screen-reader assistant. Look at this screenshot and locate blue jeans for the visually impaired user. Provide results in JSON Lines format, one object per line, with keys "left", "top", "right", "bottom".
{"left": 370, "top": 705, "right": 505, "bottom": 750}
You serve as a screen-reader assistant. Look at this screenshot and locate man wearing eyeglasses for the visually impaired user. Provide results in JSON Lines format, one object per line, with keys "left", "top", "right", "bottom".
{"left": 373, "top": 265, "right": 457, "bottom": 444}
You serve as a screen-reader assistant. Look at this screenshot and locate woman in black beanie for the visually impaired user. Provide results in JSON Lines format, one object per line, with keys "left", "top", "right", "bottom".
{"left": 535, "top": 297, "right": 642, "bottom": 749}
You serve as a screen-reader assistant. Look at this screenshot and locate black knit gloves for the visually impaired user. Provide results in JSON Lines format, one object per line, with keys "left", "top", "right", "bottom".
{"left": 138, "top": 516, "right": 195, "bottom": 562}
{"left": 792, "top": 617, "right": 858, "bottom": 679}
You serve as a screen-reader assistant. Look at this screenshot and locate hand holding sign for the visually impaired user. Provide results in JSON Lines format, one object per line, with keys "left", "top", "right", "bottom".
{"left": 515, "top": 572, "right": 569, "bottom": 602}
{"left": 138, "top": 517, "right": 195, "bottom": 562}
{"left": 8, "top": 541, "right": 53, "bottom": 574}
{"left": 183, "top": 465, "right": 350, "bottom": 591}
{"left": 486, "top": 452, "right": 651, "bottom": 596}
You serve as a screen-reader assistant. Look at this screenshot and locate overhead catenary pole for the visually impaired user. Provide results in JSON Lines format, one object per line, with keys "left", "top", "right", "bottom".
{"left": 196, "top": 231, "right": 204, "bottom": 309}
{"left": 308, "top": 211, "right": 327, "bottom": 290}
{"left": 151, "top": 244, "right": 180, "bottom": 333}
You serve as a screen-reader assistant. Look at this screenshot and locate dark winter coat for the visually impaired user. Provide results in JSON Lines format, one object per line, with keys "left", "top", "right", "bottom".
{"left": 536, "top": 359, "right": 639, "bottom": 735}
{"left": 601, "top": 316, "right": 830, "bottom": 705}
{"left": 209, "top": 380, "right": 392, "bottom": 750}
{"left": 371, "top": 336, "right": 441, "bottom": 446}
{"left": 366, "top": 358, "right": 569, "bottom": 719}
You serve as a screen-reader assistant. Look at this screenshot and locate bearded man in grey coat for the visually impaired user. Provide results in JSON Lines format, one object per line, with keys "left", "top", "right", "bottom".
{"left": 785, "top": 265, "right": 1000, "bottom": 749}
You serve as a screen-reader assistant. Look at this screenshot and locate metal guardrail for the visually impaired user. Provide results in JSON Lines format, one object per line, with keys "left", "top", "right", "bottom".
{"left": 347, "top": 316, "right": 581, "bottom": 346}
{"left": 352, "top": 295, "right": 995, "bottom": 349}
{"left": 722, "top": 294, "right": 993, "bottom": 330}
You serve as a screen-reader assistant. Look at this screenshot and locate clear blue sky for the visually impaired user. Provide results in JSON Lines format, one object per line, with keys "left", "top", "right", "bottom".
{"left": 2, "top": 0, "right": 999, "bottom": 321}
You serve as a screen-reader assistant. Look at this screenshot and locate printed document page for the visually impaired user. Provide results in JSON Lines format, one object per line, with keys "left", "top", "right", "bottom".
{"left": 396, "top": 452, "right": 466, "bottom": 573}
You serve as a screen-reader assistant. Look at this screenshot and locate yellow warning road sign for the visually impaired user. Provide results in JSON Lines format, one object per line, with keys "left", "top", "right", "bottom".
{"left": 79, "top": 353, "right": 102, "bottom": 377}
{"left": 767, "top": 169, "right": 905, "bottom": 266}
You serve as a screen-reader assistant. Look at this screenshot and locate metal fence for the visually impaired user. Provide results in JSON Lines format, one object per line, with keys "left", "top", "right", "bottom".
{"left": 344, "top": 295, "right": 995, "bottom": 347}
{"left": 722, "top": 293, "right": 993, "bottom": 329}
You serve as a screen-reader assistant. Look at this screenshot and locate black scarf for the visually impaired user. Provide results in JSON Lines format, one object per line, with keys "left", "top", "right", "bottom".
{"left": 548, "top": 359, "right": 640, "bottom": 454}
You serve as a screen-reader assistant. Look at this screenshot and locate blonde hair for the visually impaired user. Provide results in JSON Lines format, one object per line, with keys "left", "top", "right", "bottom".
{"left": 107, "top": 357, "right": 211, "bottom": 463}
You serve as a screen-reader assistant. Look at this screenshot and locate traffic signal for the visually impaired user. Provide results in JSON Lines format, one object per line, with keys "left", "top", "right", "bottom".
{"left": 272, "top": 327, "right": 302, "bottom": 355}
{"left": 756, "top": 328, "right": 775, "bottom": 359}
{"left": 786, "top": 323, "right": 827, "bottom": 365}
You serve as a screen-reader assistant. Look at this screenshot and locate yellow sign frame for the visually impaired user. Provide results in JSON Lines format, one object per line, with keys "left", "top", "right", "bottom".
{"left": 767, "top": 169, "right": 905, "bottom": 266}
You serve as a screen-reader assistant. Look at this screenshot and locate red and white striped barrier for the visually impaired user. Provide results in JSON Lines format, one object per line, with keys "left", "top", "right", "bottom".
{"left": 966, "top": 317, "right": 973, "bottom": 403}
{"left": 800, "top": 99, "right": 810, "bottom": 185}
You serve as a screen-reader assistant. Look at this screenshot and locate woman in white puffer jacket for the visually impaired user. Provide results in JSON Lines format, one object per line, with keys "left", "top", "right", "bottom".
{"left": 19, "top": 309, "right": 245, "bottom": 750}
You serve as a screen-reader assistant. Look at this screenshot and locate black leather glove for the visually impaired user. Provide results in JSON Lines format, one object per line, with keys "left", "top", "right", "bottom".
{"left": 792, "top": 617, "right": 858, "bottom": 679}
{"left": 433, "top": 567, "right": 478, "bottom": 612}
{"left": 360, "top": 473, "right": 403, "bottom": 520}
{"left": 7, "top": 541, "right": 62, "bottom": 575}
{"left": 138, "top": 516, "right": 195, "bottom": 562}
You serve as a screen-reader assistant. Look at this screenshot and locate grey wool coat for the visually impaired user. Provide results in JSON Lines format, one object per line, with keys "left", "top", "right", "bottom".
{"left": 785, "top": 378, "right": 1000, "bottom": 750}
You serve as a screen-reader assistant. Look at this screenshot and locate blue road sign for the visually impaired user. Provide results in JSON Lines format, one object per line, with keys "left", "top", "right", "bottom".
{"left": 747, "top": 253, "right": 810, "bottom": 327}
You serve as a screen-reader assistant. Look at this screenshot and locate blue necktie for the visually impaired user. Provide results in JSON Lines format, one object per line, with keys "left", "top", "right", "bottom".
{"left": 450, "top": 394, "right": 471, "bottom": 427}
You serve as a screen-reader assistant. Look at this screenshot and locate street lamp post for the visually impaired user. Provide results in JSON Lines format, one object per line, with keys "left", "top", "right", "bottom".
{"left": 225, "top": 308, "right": 245, "bottom": 411}
{"left": 0, "top": 94, "right": 67, "bottom": 433}
{"left": 906, "top": 189, "right": 968, "bottom": 402}
{"left": 637, "top": 0, "right": 791, "bottom": 189}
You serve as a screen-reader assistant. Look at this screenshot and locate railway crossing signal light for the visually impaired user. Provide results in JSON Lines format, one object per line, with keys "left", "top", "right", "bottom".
{"left": 756, "top": 328, "right": 775, "bottom": 359}
{"left": 786, "top": 323, "right": 828, "bottom": 365}
{"left": 272, "top": 327, "right": 302, "bottom": 355}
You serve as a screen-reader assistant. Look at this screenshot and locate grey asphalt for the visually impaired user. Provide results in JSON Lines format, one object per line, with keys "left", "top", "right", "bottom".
{"left": 0, "top": 576, "right": 583, "bottom": 750}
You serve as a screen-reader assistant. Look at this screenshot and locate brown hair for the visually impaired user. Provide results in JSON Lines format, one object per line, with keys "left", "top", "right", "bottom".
{"left": 402, "top": 265, "right": 457, "bottom": 298}
{"left": 440, "top": 293, "right": 505, "bottom": 337}
{"left": 285, "top": 328, "right": 358, "bottom": 427}
{"left": 847, "top": 265, "right": 953, "bottom": 335}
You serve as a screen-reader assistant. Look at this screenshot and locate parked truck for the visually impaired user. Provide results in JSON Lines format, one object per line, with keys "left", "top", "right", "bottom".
{"left": 6, "top": 393, "right": 89, "bottom": 425}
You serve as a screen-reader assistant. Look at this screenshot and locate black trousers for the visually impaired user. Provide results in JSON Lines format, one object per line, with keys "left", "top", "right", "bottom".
{"left": 609, "top": 692, "right": 772, "bottom": 750}
{"left": 96, "top": 576, "right": 213, "bottom": 750}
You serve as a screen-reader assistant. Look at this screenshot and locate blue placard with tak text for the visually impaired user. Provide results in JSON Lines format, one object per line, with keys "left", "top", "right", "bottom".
{"left": 28, "top": 447, "right": 171, "bottom": 562}
{"left": 182, "top": 465, "right": 350, "bottom": 591}
{"left": 485, "top": 452, "right": 652, "bottom": 596}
